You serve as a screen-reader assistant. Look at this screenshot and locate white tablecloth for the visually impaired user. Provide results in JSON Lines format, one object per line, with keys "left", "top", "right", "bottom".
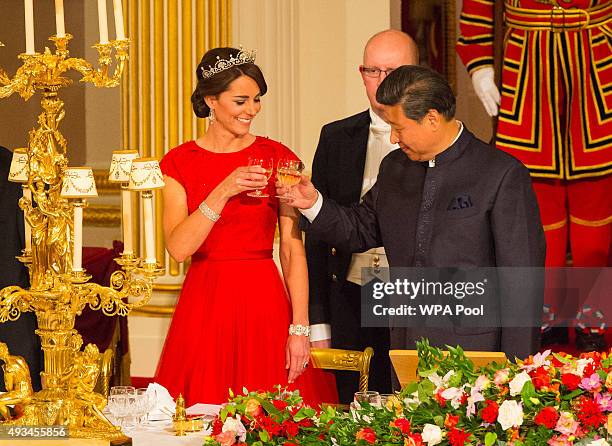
{"left": 110, "top": 403, "right": 220, "bottom": 446}
{"left": 125, "top": 421, "right": 210, "bottom": 446}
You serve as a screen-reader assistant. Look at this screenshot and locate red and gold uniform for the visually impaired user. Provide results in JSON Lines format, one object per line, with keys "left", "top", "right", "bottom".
{"left": 457, "top": 0, "right": 612, "bottom": 270}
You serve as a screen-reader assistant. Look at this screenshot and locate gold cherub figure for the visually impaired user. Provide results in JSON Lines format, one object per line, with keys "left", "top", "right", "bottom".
{"left": 0, "top": 342, "right": 33, "bottom": 421}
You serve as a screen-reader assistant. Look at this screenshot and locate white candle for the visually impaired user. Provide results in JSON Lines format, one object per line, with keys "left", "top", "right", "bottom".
{"left": 54, "top": 0, "right": 65, "bottom": 38}
{"left": 97, "top": 0, "right": 109, "bottom": 44}
{"left": 112, "top": 0, "right": 125, "bottom": 40}
{"left": 24, "top": 0, "right": 35, "bottom": 54}
{"left": 121, "top": 188, "right": 133, "bottom": 255}
{"left": 72, "top": 204, "right": 83, "bottom": 272}
{"left": 142, "top": 193, "right": 156, "bottom": 264}
{"left": 22, "top": 186, "right": 32, "bottom": 252}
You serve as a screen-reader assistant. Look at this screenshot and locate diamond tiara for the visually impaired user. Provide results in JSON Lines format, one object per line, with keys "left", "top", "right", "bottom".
{"left": 200, "top": 48, "right": 257, "bottom": 79}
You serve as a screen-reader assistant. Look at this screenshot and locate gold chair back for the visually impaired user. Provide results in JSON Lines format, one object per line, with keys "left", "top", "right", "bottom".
{"left": 390, "top": 349, "right": 507, "bottom": 388}
{"left": 95, "top": 348, "right": 114, "bottom": 397}
{"left": 310, "top": 347, "right": 374, "bottom": 393}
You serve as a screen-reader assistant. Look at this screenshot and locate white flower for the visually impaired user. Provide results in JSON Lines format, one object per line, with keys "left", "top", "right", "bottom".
{"left": 588, "top": 440, "right": 610, "bottom": 446}
{"left": 403, "top": 391, "right": 420, "bottom": 407}
{"left": 474, "top": 375, "right": 490, "bottom": 390}
{"left": 521, "top": 349, "right": 551, "bottom": 372}
{"left": 509, "top": 371, "right": 531, "bottom": 396}
{"left": 466, "top": 386, "right": 485, "bottom": 418}
{"left": 441, "top": 386, "right": 466, "bottom": 409}
{"left": 222, "top": 415, "right": 246, "bottom": 442}
{"left": 421, "top": 424, "right": 443, "bottom": 445}
{"left": 575, "top": 358, "right": 594, "bottom": 377}
{"left": 428, "top": 370, "right": 454, "bottom": 392}
{"left": 497, "top": 400, "right": 524, "bottom": 430}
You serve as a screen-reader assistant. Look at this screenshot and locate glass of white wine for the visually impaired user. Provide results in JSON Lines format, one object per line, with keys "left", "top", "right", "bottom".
{"left": 276, "top": 158, "right": 304, "bottom": 199}
{"left": 247, "top": 157, "right": 274, "bottom": 198}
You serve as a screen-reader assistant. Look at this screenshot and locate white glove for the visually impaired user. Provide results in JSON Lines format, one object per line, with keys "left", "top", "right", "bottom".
{"left": 471, "top": 67, "right": 500, "bottom": 117}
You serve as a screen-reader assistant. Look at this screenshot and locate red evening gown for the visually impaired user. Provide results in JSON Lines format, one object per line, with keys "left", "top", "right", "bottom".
{"left": 155, "top": 136, "right": 338, "bottom": 406}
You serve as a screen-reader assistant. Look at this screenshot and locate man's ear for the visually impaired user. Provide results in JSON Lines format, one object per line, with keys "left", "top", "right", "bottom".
{"left": 426, "top": 109, "right": 442, "bottom": 131}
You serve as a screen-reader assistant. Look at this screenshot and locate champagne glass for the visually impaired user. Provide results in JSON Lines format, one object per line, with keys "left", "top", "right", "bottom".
{"left": 247, "top": 157, "right": 274, "bottom": 198}
{"left": 275, "top": 158, "right": 305, "bottom": 199}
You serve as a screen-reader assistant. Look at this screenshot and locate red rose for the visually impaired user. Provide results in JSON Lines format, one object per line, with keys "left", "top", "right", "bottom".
{"left": 285, "top": 443, "right": 299, "bottom": 446}
{"left": 299, "top": 418, "right": 313, "bottom": 428}
{"left": 480, "top": 400, "right": 499, "bottom": 424}
{"left": 408, "top": 432, "right": 423, "bottom": 446}
{"left": 561, "top": 373, "right": 581, "bottom": 391}
{"left": 391, "top": 417, "right": 411, "bottom": 434}
{"left": 531, "top": 367, "right": 551, "bottom": 390}
{"left": 534, "top": 406, "right": 559, "bottom": 429}
{"left": 282, "top": 420, "right": 299, "bottom": 438}
{"left": 272, "top": 399, "right": 288, "bottom": 411}
{"left": 448, "top": 427, "right": 471, "bottom": 446}
{"left": 212, "top": 417, "right": 224, "bottom": 436}
{"left": 356, "top": 427, "right": 377, "bottom": 444}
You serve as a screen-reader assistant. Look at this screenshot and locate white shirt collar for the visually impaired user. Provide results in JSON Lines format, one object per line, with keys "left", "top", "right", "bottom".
{"left": 368, "top": 108, "right": 391, "bottom": 133}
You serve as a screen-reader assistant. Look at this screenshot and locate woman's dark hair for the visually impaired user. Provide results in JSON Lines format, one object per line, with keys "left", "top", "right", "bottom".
{"left": 376, "top": 65, "right": 456, "bottom": 121}
{"left": 191, "top": 47, "right": 268, "bottom": 118}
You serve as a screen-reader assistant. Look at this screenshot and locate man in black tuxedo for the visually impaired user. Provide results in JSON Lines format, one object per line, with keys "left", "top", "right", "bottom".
{"left": 0, "top": 146, "right": 42, "bottom": 391}
{"left": 306, "top": 30, "right": 418, "bottom": 402}
{"left": 285, "top": 66, "right": 545, "bottom": 373}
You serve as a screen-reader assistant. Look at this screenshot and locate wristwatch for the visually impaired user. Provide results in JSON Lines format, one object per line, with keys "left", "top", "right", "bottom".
{"left": 289, "top": 324, "right": 311, "bottom": 337}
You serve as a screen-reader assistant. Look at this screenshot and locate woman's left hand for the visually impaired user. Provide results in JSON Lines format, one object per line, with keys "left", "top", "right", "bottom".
{"left": 286, "top": 335, "right": 310, "bottom": 383}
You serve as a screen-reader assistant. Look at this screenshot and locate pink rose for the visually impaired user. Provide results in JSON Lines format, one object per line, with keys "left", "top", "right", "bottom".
{"left": 215, "top": 430, "right": 236, "bottom": 446}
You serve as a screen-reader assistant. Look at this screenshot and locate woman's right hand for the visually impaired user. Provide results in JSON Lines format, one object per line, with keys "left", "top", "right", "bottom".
{"left": 214, "top": 165, "right": 268, "bottom": 199}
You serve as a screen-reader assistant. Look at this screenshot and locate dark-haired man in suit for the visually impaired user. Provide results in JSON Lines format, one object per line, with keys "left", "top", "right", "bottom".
{"left": 0, "top": 146, "right": 42, "bottom": 391}
{"left": 284, "top": 66, "right": 545, "bottom": 375}
{"left": 306, "top": 30, "right": 418, "bottom": 402}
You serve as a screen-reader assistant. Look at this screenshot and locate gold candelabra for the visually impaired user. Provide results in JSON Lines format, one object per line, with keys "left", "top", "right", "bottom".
{"left": 0, "top": 33, "right": 164, "bottom": 442}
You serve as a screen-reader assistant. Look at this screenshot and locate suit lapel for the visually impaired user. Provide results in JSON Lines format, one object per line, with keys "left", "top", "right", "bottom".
{"left": 344, "top": 111, "right": 370, "bottom": 203}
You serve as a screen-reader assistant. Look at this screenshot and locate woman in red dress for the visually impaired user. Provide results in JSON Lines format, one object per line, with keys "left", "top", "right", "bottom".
{"left": 155, "top": 47, "right": 337, "bottom": 406}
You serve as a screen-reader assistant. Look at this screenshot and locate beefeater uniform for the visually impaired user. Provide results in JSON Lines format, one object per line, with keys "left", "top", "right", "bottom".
{"left": 457, "top": 0, "right": 612, "bottom": 274}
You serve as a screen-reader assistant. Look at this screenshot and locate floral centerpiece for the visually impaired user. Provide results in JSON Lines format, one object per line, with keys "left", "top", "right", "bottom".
{"left": 204, "top": 339, "right": 612, "bottom": 445}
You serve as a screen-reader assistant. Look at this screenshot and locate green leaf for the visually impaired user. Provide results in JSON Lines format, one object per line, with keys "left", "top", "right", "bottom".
{"left": 485, "top": 432, "right": 497, "bottom": 446}
{"left": 259, "top": 430, "right": 269, "bottom": 442}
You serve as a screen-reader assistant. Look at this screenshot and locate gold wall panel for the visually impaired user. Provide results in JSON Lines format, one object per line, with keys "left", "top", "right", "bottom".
{"left": 122, "top": 0, "right": 232, "bottom": 312}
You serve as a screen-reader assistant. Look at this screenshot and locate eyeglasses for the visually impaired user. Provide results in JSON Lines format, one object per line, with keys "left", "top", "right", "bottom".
{"left": 360, "top": 66, "right": 396, "bottom": 78}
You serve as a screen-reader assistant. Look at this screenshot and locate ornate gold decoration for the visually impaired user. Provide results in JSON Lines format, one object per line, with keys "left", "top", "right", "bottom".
{"left": 173, "top": 393, "right": 187, "bottom": 436}
{"left": 0, "top": 34, "right": 164, "bottom": 441}
{"left": 93, "top": 169, "right": 121, "bottom": 195}
{"left": 83, "top": 204, "right": 121, "bottom": 227}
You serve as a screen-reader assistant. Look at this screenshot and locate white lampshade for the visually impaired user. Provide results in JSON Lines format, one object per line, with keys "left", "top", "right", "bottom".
{"left": 109, "top": 149, "right": 139, "bottom": 183}
{"left": 8, "top": 148, "right": 29, "bottom": 183}
{"left": 61, "top": 167, "right": 98, "bottom": 198}
{"left": 128, "top": 158, "right": 165, "bottom": 191}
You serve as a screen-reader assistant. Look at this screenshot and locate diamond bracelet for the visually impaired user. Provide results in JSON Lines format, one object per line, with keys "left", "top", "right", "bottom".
{"left": 289, "top": 324, "right": 311, "bottom": 337}
{"left": 198, "top": 200, "right": 220, "bottom": 222}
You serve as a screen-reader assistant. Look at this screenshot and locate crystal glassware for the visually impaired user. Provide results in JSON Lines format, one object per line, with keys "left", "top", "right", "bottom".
{"left": 275, "top": 158, "right": 304, "bottom": 199}
{"left": 246, "top": 157, "right": 274, "bottom": 198}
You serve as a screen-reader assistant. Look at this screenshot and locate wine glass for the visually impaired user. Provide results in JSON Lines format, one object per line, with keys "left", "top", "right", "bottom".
{"left": 136, "top": 387, "right": 156, "bottom": 425}
{"left": 108, "top": 386, "right": 136, "bottom": 428}
{"left": 275, "top": 158, "right": 305, "bottom": 199}
{"left": 353, "top": 390, "right": 381, "bottom": 408}
{"left": 247, "top": 157, "right": 274, "bottom": 198}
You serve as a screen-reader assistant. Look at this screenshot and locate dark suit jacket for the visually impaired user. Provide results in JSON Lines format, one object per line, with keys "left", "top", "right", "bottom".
{"left": 304, "top": 127, "right": 546, "bottom": 360}
{"left": 306, "top": 110, "right": 370, "bottom": 327}
{"left": 0, "top": 146, "right": 42, "bottom": 390}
